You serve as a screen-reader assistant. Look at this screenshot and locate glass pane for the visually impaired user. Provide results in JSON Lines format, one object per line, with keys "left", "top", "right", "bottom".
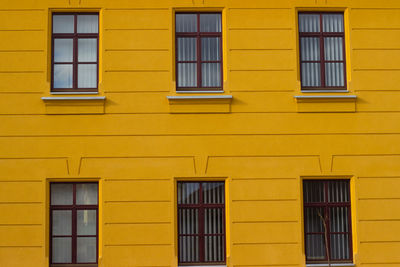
{"left": 53, "top": 15, "right": 74, "bottom": 33}
{"left": 77, "top": 15, "right": 99, "bottom": 33}
{"left": 52, "top": 237, "right": 72, "bottom": 263}
{"left": 203, "top": 182, "right": 224, "bottom": 204}
{"left": 177, "top": 63, "right": 197, "bottom": 87}
{"left": 76, "top": 183, "right": 98, "bottom": 205}
{"left": 52, "top": 210, "right": 72, "bottom": 235}
{"left": 201, "top": 37, "right": 220, "bottom": 61}
{"left": 54, "top": 39, "right": 73, "bottom": 62}
{"left": 204, "top": 208, "right": 224, "bottom": 234}
{"left": 77, "top": 210, "right": 97, "bottom": 235}
{"left": 179, "top": 235, "right": 199, "bottom": 262}
{"left": 300, "top": 37, "right": 320, "bottom": 61}
{"left": 200, "top": 14, "right": 221, "bottom": 32}
{"left": 178, "top": 208, "right": 199, "bottom": 234}
{"left": 324, "top": 37, "right": 344, "bottom": 61}
{"left": 323, "top": 14, "right": 344, "bottom": 33}
{"left": 330, "top": 234, "right": 350, "bottom": 260}
{"left": 53, "top": 64, "right": 73, "bottom": 89}
{"left": 77, "top": 237, "right": 97, "bottom": 263}
{"left": 78, "top": 39, "right": 97, "bottom": 62}
{"left": 178, "top": 182, "right": 200, "bottom": 204}
{"left": 299, "top": 14, "right": 320, "bottom": 32}
{"left": 325, "top": 63, "right": 344, "bottom": 87}
{"left": 301, "top": 63, "right": 321, "bottom": 87}
{"left": 201, "top": 63, "right": 221, "bottom": 87}
{"left": 328, "top": 180, "right": 349, "bottom": 202}
{"left": 177, "top": 38, "right": 197, "bottom": 61}
{"left": 304, "top": 207, "right": 324, "bottom": 233}
{"left": 204, "top": 235, "right": 224, "bottom": 262}
{"left": 78, "top": 64, "right": 97, "bottom": 88}
{"left": 305, "top": 234, "right": 326, "bottom": 260}
{"left": 303, "top": 181, "right": 325, "bottom": 203}
{"left": 51, "top": 184, "right": 73, "bottom": 205}
{"left": 330, "top": 206, "right": 349, "bottom": 233}
{"left": 176, "top": 14, "right": 197, "bottom": 32}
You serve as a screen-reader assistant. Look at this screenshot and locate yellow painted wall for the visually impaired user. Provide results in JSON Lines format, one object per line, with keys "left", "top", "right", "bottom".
{"left": 1, "top": 0, "right": 400, "bottom": 266}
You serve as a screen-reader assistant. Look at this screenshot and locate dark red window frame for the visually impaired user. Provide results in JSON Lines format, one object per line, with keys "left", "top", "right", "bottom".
{"left": 175, "top": 13, "right": 223, "bottom": 91}
{"left": 51, "top": 13, "right": 99, "bottom": 92}
{"left": 303, "top": 180, "right": 353, "bottom": 264}
{"left": 177, "top": 181, "right": 226, "bottom": 265}
{"left": 299, "top": 12, "right": 347, "bottom": 90}
{"left": 50, "top": 182, "right": 98, "bottom": 267}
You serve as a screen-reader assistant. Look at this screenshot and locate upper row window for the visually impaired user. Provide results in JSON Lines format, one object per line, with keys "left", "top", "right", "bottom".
{"left": 52, "top": 13, "right": 99, "bottom": 92}
{"left": 50, "top": 12, "right": 346, "bottom": 93}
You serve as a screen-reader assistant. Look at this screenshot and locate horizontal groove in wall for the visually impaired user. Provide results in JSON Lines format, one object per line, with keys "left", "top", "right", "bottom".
{"left": 105, "top": 69, "right": 169, "bottom": 72}
{"left": 233, "top": 242, "right": 298, "bottom": 245}
{"left": 104, "top": 200, "right": 170, "bottom": 203}
{"left": 0, "top": 29, "right": 44, "bottom": 32}
{"left": 105, "top": 243, "right": 171, "bottom": 247}
{"left": 232, "top": 199, "right": 297, "bottom": 202}
{"left": 232, "top": 177, "right": 297, "bottom": 180}
{"left": 0, "top": 202, "right": 42, "bottom": 205}
{"left": 229, "top": 27, "right": 293, "bottom": 30}
{"left": 232, "top": 220, "right": 298, "bottom": 224}
{"left": 105, "top": 28, "right": 169, "bottom": 31}
{"left": 105, "top": 222, "right": 171, "bottom": 225}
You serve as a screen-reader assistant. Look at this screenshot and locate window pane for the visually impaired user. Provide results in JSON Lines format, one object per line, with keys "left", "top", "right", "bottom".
{"left": 323, "top": 14, "right": 344, "bottom": 33}
{"left": 178, "top": 182, "right": 200, "bottom": 204}
{"left": 77, "top": 210, "right": 97, "bottom": 235}
{"left": 51, "top": 184, "right": 73, "bottom": 205}
{"left": 179, "top": 235, "right": 199, "bottom": 262}
{"left": 76, "top": 183, "right": 98, "bottom": 205}
{"left": 328, "top": 180, "right": 349, "bottom": 202}
{"left": 200, "top": 14, "right": 221, "bottom": 32}
{"left": 203, "top": 182, "right": 224, "bottom": 204}
{"left": 324, "top": 37, "right": 343, "bottom": 61}
{"left": 325, "top": 63, "right": 344, "bottom": 87}
{"left": 177, "top": 38, "right": 197, "bottom": 61}
{"left": 299, "top": 14, "right": 320, "bottom": 32}
{"left": 303, "top": 181, "right": 325, "bottom": 203}
{"left": 52, "top": 237, "right": 72, "bottom": 263}
{"left": 202, "top": 63, "right": 221, "bottom": 87}
{"left": 304, "top": 207, "right": 324, "bottom": 233}
{"left": 52, "top": 210, "right": 72, "bottom": 235}
{"left": 201, "top": 37, "right": 220, "bottom": 61}
{"left": 204, "top": 208, "right": 224, "bottom": 234}
{"left": 176, "top": 14, "right": 197, "bottom": 32}
{"left": 301, "top": 63, "right": 321, "bottom": 87}
{"left": 300, "top": 37, "right": 320, "bottom": 61}
{"left": 54, "top": 39, "right": 73, "bottom": 63}
{"left": 204, "top": 235, "right": 224, "bottom": 262}
{"left": 177, "top": 63, "right": 197, "bottom": 87}
{"left": 77, "top": 237, "right": 97, "bottom": 263}
{"left": 53, "top": 15, "right": 74, "bottom": 33}
{"left": 78, "top": 39, "right": 97, "bottom": 62}
{"left": 330, "top": 234, "right": 350, "bottom": 260}
{"left": 178, "top": 208, "right": 199, "bottom": 234}
{"left": 77, "top": 15, "right": 99, "bottom": 33}
{"left": 78, "top": 64, "right": 97, "bottom": 88}
{"left": 305, "top": 234, "right": 326, "bottom": 260}
{"left": 53, "top": 64, "right": 73, "bottom": 89}
{"left": 329, "top": 207, "right": 349, "bottom": 233}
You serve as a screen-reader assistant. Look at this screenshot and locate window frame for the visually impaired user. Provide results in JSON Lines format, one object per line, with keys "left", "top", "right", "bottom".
{"left": 177, "top": 181, "right": 226, "bottom": 265}
{"left": 50, "top": 182, "right": 99, "bottom": 267}
{"left": 303, "top": 179, "right": 353, "bottom": 264}
{"left": 51, "top": 12, "right": 99, "bottom": 92}
{"left": 175, "top": 12, "right": 223, "bottom": 91}
{"left": 298, "top": 12, "right": 347, "bottom": 91}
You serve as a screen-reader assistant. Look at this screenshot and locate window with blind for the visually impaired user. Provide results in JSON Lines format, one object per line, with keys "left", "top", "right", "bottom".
{"left": 50, "top": 183, "right": 98, "bottom": 267}
{"left": 298, "top": 12, "right": 347, "bottom": 90}
{"left": 177, "top": 182, "right": 225, "bottom": 264}
{"left": 51, "top": 13, "right": 99, "bottom": 92}
{"left": 175, "top": 13, "right": 222, "bottom": 91}
{"left": 303, "top": 180, "right": 353, "bottom": 264}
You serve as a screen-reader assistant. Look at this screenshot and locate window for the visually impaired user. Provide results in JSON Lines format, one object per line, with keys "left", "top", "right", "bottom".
{"left": 52, "top": 13, "right": 99, "bottom": 92}
{"left": 303, "top": 180, "right": 352, "bottom": 264}
{"left": 175, "top": 13, "right": 222, "bottom": 91}
{"left": 50, "top": 183, "right": 98, "bottom": 266}
{"left": 298, "top": 13, "right": 346, "bottom": 90}
{"left": 177, "top": 182, "right": 225, "bottom": 264}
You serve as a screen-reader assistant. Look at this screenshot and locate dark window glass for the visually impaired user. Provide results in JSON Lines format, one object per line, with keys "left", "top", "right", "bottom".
{"left": 177, "top": 182, "right": 225, "bottom": 264}
{"left": 299, "top": 13, "right": 346, "bottom": 90}
{"left": 50, "top": 183, "right": 98, "bottom": 266}
{"left": 303, "top": 180, "right": 352, "bottom": 263}
{"left": 52, "top": 13, "right": 99, "bottom": 92}
{"left": 176, "top": 13, "right": 222, "bottom": 91}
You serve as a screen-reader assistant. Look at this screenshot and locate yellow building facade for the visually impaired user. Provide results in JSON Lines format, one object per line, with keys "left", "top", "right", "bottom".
{"left": 1, "top": 0, "right": 400, "bottom": 266}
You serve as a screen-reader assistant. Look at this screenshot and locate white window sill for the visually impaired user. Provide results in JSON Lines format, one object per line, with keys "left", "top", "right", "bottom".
{"left": 42, "top": 96, "right": 106, "bottom": 101}
{"left": 306, "top": 264, "right": 355, "bottom": 267}
{"left": 177, "top": 90, "right": 224, "bottom": 94}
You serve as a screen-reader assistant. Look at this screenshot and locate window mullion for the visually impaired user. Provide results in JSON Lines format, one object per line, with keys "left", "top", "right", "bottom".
{"left": 199, "top": 183, "right": 205, "bottom": 262}
{"left": 197, "top": 14, "right": 201, "bottom": 89}
{"left": 319, "top": 14, "right": 325, "bottom": 88}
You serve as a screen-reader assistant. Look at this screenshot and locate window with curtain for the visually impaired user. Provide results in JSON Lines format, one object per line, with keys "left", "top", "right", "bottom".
{"left": 303, "top": 180, "right": 353, "bottom": 264}
{"left": 52, "top": 13, "right": 99, "bottom": 92}
{"left": 298, "top": 12, "right": 346, "bottom": 90}
{"left": 177, "top": 182, "right": 225, "bottom": 264}
{"left": 175, "top": 13, "right": 222, "bottom": 91}
{"left": 50, "top": 183, "right": 98, "bottom": 266}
